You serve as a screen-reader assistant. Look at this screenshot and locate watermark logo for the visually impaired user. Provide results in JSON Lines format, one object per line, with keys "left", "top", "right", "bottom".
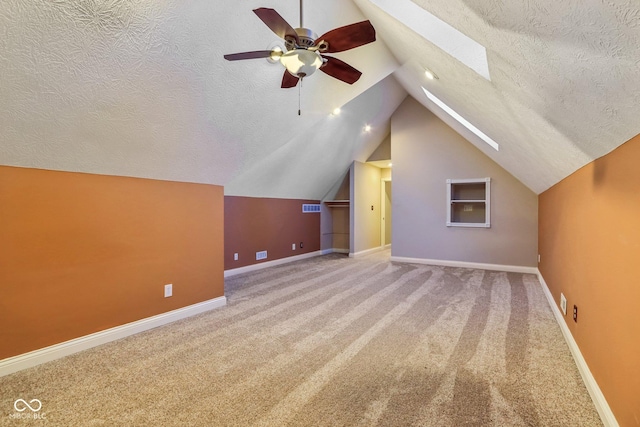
{"left": 9, "top": 399, "right": 46, "bottom": 420}
{"left": 14, "top": 399, "right": 42, "bottom": 412}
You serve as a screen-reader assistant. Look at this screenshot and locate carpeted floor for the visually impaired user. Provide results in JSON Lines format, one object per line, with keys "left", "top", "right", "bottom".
{"left": 1, "top": 251, "right": 602, "bottom": 426}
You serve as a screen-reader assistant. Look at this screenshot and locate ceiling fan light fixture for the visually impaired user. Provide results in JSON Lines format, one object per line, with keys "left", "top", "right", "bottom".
{"left": 280, "top": 49, "right": 323, "bottom": 78}
{"left": 268, "top": 46, "right": 283, "bottom": 63}
{"left": 424, "top": 68, "right": 438, "bottom": 80}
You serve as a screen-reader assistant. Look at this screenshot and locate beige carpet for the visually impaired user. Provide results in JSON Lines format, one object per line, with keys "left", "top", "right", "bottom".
{"left": 1, "top": 251, "right": 602, "bottom": 426}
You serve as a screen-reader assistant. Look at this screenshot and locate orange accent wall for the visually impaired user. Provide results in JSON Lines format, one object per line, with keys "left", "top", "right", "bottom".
{"left": 0, "top": 166, "right": 224, "bottom": 360}
{"left": 539, "top": 134, "right": 640, "bottom": 426}
{"left": 224, "top": 196, "right": 321, "bottom": 270}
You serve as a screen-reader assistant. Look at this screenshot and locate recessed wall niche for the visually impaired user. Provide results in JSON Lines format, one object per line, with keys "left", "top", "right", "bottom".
{"left": 446, "top": 178, "right": 491, "bottom": 228}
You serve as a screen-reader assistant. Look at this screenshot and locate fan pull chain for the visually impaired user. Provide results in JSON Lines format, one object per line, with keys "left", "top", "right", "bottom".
{"left": 298, "top": 79, "right": 302, "bottom": 116}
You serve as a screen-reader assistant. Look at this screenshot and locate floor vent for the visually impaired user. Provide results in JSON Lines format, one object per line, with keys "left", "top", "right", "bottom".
{"left": 256, "top": 250, "right": 267, "bottom": 261}
{"left": 302, "top": 204, "right": 321, "bottom": 213}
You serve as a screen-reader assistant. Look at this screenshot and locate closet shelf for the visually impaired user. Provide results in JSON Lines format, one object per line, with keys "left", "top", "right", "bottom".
{"left": 324, "top": 200, "right": 350, "bottom": 208}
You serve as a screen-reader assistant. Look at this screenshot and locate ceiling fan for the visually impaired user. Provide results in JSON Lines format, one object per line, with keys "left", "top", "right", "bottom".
{"left": 224, "top": 1, "right": 376, "bottom": 89}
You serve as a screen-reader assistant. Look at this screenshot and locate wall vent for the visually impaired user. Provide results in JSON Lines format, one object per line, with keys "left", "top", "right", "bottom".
{"left": 560, "top": 293, "right": 567, "bottom": 315}
{"left": 256, "top": 250, "right": 267, "bottom": 261}
{"left": 302, "top": 204, "right": 321, "bottom": 213}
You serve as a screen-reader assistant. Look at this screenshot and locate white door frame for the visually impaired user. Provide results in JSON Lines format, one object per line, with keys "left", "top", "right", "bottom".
{"left": 380, "top": 177, "right": 391, "bottom": 247}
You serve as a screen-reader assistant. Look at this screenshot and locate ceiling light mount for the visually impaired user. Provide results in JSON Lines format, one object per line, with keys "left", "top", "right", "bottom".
{"left": 424, "top": 68, "right": 438, "bottom": 80}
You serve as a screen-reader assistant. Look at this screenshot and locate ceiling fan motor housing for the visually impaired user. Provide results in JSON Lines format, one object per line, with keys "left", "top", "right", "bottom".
{"left": 285, "top": 28, "right": 318, "bottom": 50}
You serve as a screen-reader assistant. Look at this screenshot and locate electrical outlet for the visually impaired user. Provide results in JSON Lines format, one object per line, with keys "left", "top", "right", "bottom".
{"left": 234, "top": 253, "right": 238, "bottom": 261}
{"left": 292, "top": 243, "right": 296, "bottom": 250}
{"left": 164, "top": 284, "right": 173, "bottom": 298}
{"left": 560, "top": 293, "right": 567, "bottom": 315}
{"left": 538, "top": 254, "right": 541, "bottom": 263}
{"left": 573, "top": 305, "right": 578, "bottom": 322}
{"left": 300, "top": 242, "right": 304, "bottom": 249}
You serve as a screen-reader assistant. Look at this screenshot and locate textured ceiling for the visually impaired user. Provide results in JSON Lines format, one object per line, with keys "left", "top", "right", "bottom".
{"left": 354, "top": 0, "right": 640, "bottom": 193}
{"left": 1, "top": 0, "right": 639, "bottom": 197}
{"left": 0, "top": 0, "right": 401, "bottom": 198}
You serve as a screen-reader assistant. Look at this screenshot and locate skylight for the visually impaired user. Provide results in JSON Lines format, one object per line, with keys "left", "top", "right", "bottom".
{"left": 422, "top": 87, "right": 499, "bottom": 151}
{"left": 369, "top": 0, "right": 491, "bottom": 80}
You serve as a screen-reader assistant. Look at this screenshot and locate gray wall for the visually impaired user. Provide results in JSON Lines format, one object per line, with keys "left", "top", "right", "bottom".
{"left": 391, "top": 97, "right": 538, "bottom": 267}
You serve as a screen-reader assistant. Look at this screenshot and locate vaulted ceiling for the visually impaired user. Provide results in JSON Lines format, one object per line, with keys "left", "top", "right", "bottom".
{"left": 2, "top": 0, "right": 639, "bottom": 197}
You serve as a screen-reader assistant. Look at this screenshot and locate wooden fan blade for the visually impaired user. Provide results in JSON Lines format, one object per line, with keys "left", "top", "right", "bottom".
{"left": 224, "top": 50, "right": 274, "bottom": 61}
{"left": 315, "top": 21, "right": 376, "bottom": 53}
{"left": 254, "top": 8, "right": 299, "bottom": 43}
{"left": 281, "top": 70, "right": 300, "bottom": 88}
{"left": 320, "top": 56, "right": 362, "bottom": 84}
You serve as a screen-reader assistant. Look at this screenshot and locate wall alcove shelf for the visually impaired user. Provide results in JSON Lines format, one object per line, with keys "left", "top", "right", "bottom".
{"left": 446, "top": 178, "right": 491, "bottom": 228}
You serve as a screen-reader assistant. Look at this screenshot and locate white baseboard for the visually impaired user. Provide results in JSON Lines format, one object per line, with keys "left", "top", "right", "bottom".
{"left": 0, "top": 296, "right": 227, "bottom": 377}
{"left": 537, "top": 271, "right": 619, "bottom": 427}
{"left": 390, "top": 256, "right": 538, "bottom": 274}
{"left": 349, "top": 246, "right": 387, "bottom": 258}
{"left": 224, "top": 250, "right": 322, "bottom": 277}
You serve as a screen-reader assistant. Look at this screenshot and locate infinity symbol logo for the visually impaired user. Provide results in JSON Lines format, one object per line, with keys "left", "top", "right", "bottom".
{"left": 14, "top": 399, "right": 42, "bottom": 412}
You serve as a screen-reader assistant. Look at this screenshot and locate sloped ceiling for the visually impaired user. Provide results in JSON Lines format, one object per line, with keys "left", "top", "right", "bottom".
{"left": 354, "top": 0, "right": 640, "bottom": 193}
{"left": 0, "top": 0, "right": 402, "bottom": 198}
{"left": 1, "top": 0, "right": 639, "bottom": 197}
